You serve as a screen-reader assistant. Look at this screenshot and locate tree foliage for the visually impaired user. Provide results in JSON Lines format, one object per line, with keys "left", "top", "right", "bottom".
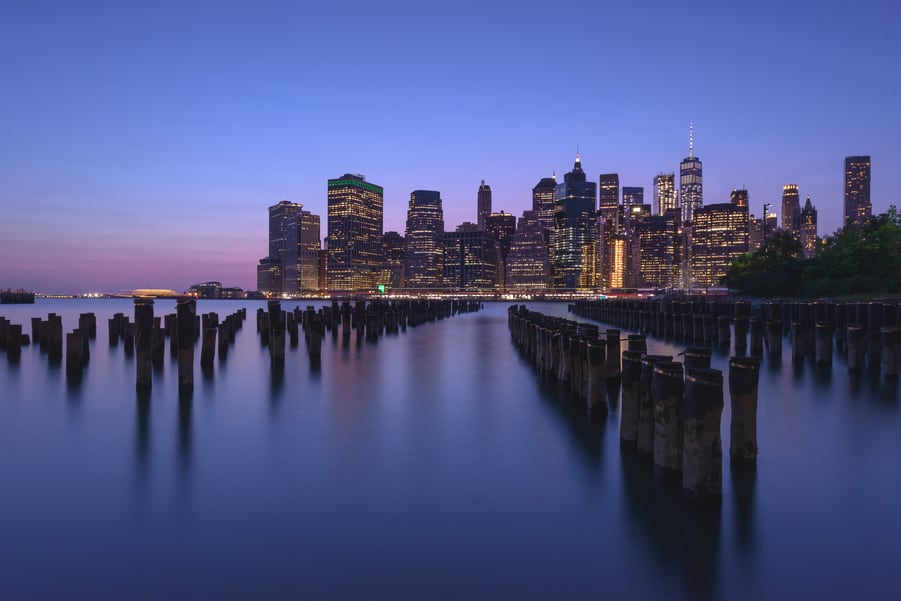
{"left": 724, "top": 206, "right": 901, "bottom": 298}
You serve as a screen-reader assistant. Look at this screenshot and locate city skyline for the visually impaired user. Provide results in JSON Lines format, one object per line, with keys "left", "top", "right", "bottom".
{"left": 2, "top": 2, "right": 899, "bottom": 293}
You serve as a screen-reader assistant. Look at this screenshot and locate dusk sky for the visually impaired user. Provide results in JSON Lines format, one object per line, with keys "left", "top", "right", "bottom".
{"left": 2, "top": 1, "right": 899, "bottom": 293}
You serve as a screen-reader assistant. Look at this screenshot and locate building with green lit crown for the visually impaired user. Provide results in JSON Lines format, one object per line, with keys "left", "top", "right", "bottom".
{"left": 327, "top": 174, "right": 384, "bottom": 291}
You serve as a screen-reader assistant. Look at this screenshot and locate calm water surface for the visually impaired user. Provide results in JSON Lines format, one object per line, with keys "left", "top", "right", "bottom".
{"left": 1, "top": 299, "right": 900, "bottom": 600}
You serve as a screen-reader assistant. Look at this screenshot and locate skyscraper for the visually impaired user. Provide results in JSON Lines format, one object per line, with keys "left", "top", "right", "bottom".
{"left": 691, "top": 203, "right": 750, "bottom": 288}
{"left": 800, "top": 196, "right": 818, "bottom": 259}
{"left": 553, "top": 156, "right": 597, "bottom": 290}
{"left": 404, "top": 190, "right": 445, "bottom": 288}
{"left": 680, "top": 123, "right": 703, "bottom": 223}
{"left": 477, "top": 180, "right": 492, "bottom": 230}
{"left": 532, "top": 175, "right": 557, "bottom": 236}
{"left": 327, "top": 174, "right": 384, "bottom": 291}
{"left": 260, "top": 200, "right": 308, "bottom": 295}
{"left": 381, "top": 231, "right": 406, "bottom": 289}
{"left": 844, "top": 155, "right": 871, "bottom": 226}
{"left": 506, "top": 210, "right": 549, "bottom": 291}
{"left": 443, "top": 229, "right": 497, "bottom": 290}
{"left": 622, "top": 186, "right": 644, "bottom": 210}
{"left": 781, "top": 184, "right": 801, "bottom": 237}
{"left": 653, "top": 173, "right": 678, "bottom": 217}
{"left": 598, "top": 173, "right": 620, "bottom": 224}
{"left": 485, "top": 211, "right": 516, "bottom": 290}
{"left": 284, "top": 209, "right": 321, "bottom": 293}
{"left": 636, "top": 214, "right": 679, "bottom": 289}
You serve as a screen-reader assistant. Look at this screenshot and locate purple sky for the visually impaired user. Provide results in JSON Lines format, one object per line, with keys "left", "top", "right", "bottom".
{"left": 2, "top": 1, "right": 899, "bottom": 293}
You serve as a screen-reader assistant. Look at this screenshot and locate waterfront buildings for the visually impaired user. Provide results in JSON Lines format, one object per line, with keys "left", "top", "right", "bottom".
{"left": 443, "top": 228, "right": 498, "bottom": 290}
{"left": 844, "top": 155, "right": 871, "bottom": 226}
{"left": 598, "top": 173, "right": 620, "bottom": 224}
{"left": 477, "top": 180, "right": 492, "bottom": 230}
{"left": 258, "top": 200, "right": 321, "bottom": 295}
{"left": 692, "top": 203, "right": 750, "bottom": 288}
{"left": 284, "top": 209, "right": 321, "bottom": 293}
{"left": 532, "top": 175, "right": 557, "bottom": 237}
{"left": 506, "top": 210, "right": 550, "bottom": 291}
{"left": 653, "top": 173, "right": 677, "bottom": 216}
{"left": 381, "top": 231, "right": 406, "bottom": 289}
{"left": 327, "top": 174, "right": 384, "bottom": 291}
{"left": 553, "top": 157, "right": 597, "bottom": 290}
{"left": 636, "top": 213, "right": 679, "bottom": 289}
{"left": 485, "top": 211, "right": 516, "bottom": 290}
{"left": 404, "top": 190, "right": 445, "bottom": 289}
{"left": 679, "top": 125, "right": 703, "bottom": 223}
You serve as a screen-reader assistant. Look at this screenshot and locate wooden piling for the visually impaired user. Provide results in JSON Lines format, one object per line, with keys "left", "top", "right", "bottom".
{"left": 729, "top": 357, "right": 761, "bottom": 466}
{"left": 134, "top": 299, "right": 154, "bottom": 389}
{"left": 682, "top": 368, "right": 724, "bottom": 499}
{"left": 652, "top": 360, "right": 684, "bottom": 480}
{"left": 620, "top": 350, "right": 644, "bottom": 449}
{"left": 638, "top": 354, "right": 673, "bottom": 457}
{"left": 177, "top": 299, "right": 195, "bottom": 389}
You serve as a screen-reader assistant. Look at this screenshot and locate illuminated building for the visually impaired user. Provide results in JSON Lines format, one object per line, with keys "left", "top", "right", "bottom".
{"left": 622, "top": 186, "right": 644, "bottom": 210}
{"left": 748, "top": 215, "right": 764, "bottom": 253}
{"left": 284, "top": 209, "right": 321, "bottom": 293}
{"left": 256, "top": 257, "right": 282, "bottom": 296}
{"left": 553, "top": 156, "right": 597, "bottom": 290}
{"left": 653, "top": 173, "right": 677, "bottom": 217}
{"left": 599, "top": 173, "right": 620, "bottom": 224}
{"left": 477, "top": 180, "right": 492, "bottom": 230}
{"left": 691, "top": 203, "right": 750, "bottom": 288}
{"left": 381, "top": 231, "right": 405, "bottom": 289}
{"left": 844, "top": 155, "right": 871, "bottom": 226}
{"left": 608, "top": 234, "right": 629, "bottom": 290}
{"left": 506, "top": 210, "right": 549, "bottom": 291}
{"left": 443, "top": 229, "right": 498, "bottom": 291}
{"left": 730, "top": 188, "right": 749, "bottom": 208}
{"left": 327, "top": 174, "right": 384, "bottom": 291}
{"left": 532, "top": 175, "right": 557, "bottom": 234}
{"left": 781, "top": 184, "right": 801, "bottom": 237}
{"left": 260, "top": 200, "right": 303, "bottom": 294}
{"left": 679, "top": 123, "right": 703, "bottom": 223}
{"left": 486, "top": 211, "right": 516, "bottom": 290}
{"left": 404, "top": 190, "right": 445, "bottom": 288}
{"left": 800, "top": 196, "right": 818, "bottom": 259}
{"left": 636, "top": 213, "right": 679, "bottom": 289}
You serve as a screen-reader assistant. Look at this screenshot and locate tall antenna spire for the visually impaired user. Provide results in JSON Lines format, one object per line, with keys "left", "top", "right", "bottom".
{"left": 689, "top": 121, "right": 694, "bottom": 159}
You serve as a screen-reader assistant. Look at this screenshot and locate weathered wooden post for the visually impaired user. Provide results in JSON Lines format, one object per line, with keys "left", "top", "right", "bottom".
{"left": 134, "top": 299, "right": 153, "bottom": 389}
{"left": 151, "top": 317, "right": 165, "bottom": 369}
{"left": 6, "top": 323, "right": 22, "bottom": 361}
{"left": 717, "top": 315, "right": 731, "bottom": 349}
{"left": 31, "top": 317, "right": 41, "bottom": 345}
{"left": 66, "top": 330, "right": 84, "bottom": 378}
{"left": 627, "top": 334, "right": 647, "bottom": 354}
{"left": 815, "top": 323, "right": 833, "bottom": 367}
{"left": 123, "top": 321, "right": 135, "bottom": 355}
{"left": 47, "top": 314, "right": 63, "bottom": 363}
{"left": 790, "top": 321, "right": 806, "bottom": 363}
{"left": 846, "top": 325, "right": 865, "bottom": 372}
{"left": 177, "top": 298, "right": 195, "bottom": 389}
{"left": 749, "top": 318, "right": 763, "bottom": 356}
{"left": 881, "top": 327, "right": 901, "bottom": 379}
{"left": 682, "top": 368, "right": 724, "bottom": 499}
{"left": 638, "top": 354, "right": 673, "bottom": 457}
{"left": 765, "top": 320, "right": 782, "bottom": 356}
{"left": 268, "top": 300, "right": 285, "bottom": 366}
{"left": 653, "top": 360, "right": 685, "bottom": 481}
{"left": 200, "top": 326, "right": 216, "bottom": 367}
{"left": 586, "top": 340, "right": 607, "bottom": 414}
{"left": 684, "top": 347, "right": 711, "bottom": 370}
{"left": 605, "top": 329, "right": 621, "bottom": 379}
{"left": 729, "top": 357, "right": 761, "bottom": 465}
{"left": 620, "top": 350, "right": 644, "bottom": 449}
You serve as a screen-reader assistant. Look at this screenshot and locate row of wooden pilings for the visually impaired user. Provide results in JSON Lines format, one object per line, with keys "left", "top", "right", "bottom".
{"left": 508, "top": 306, "right": 761, "bottom": 499}
{"left": 571, "top": 298, "right": 901, "bottom": 378}
{"left": 1, "top": 301, "right": 248, "bottom": 390}
{"left": 257, "top": 299, "right": 483, "bottom": 367}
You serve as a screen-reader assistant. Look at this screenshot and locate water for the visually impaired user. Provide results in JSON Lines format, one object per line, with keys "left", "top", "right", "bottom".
{"left": 1, "top": 299, "right": 899, "bottom": 600}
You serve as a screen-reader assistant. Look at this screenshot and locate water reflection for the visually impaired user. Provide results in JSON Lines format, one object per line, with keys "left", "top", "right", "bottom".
{"left": 620, "top": 451, "right": 722, "bottom": 601}
{"left": 731, "top": 466, "right": 757, "bottom": 556}
{"left": 177, "top": 389, "right": 193, "bottom": 476}
{"left": 134, "top": 388, "right": 152, "bottom": 481}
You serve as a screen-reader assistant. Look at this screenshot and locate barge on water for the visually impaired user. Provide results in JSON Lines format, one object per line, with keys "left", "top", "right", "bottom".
{"left": 1, "top": 290, "right": 36, "bottom": 304}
